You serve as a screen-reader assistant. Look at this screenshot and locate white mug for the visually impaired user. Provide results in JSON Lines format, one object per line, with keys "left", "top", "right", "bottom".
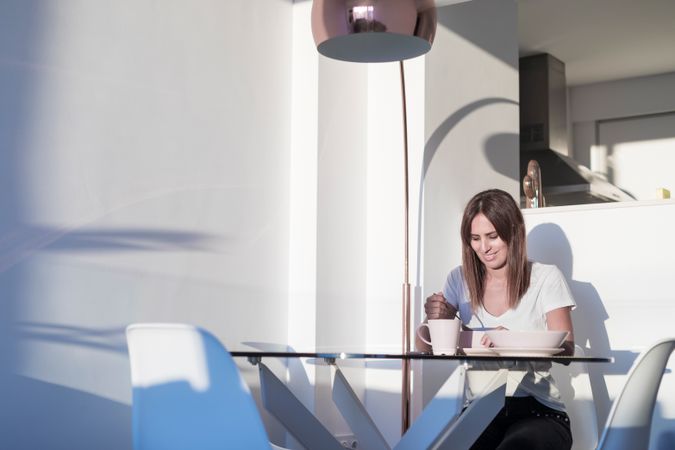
{"left": 416, "top": 318, "right": 461, "bottom": 355}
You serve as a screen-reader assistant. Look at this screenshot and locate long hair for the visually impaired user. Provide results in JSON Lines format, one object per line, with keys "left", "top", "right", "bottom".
{"left": 460, "top": 189, "right": 530, "bottom": 311}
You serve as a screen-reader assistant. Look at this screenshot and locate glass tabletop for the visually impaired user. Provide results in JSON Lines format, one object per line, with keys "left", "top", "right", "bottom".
{"left": 229, "top": 349, "right": 612, "bottom": 363}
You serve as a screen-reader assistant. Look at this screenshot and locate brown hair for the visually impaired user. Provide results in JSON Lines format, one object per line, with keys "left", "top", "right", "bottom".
{"left": 460, "top": 189, "right": 530, "bottom": 311}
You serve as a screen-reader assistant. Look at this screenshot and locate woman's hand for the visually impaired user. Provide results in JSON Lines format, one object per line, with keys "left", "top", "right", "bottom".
{"left": 480, "top": 325, "right": 508, "bottom": 347}
{"left": 424, "top": 292, "right": 457, "bottom": 320}
{"left": 416, "top": 293, "right": 458, "bottom": 352}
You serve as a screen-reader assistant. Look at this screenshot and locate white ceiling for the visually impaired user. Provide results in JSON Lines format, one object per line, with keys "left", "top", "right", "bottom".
{"left": 517, "top": 0, "right": 675, "bottom": 86}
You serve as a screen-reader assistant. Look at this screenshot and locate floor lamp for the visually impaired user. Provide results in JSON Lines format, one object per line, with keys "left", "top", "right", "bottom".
{"left": 311, "top": 0, "right": 437, "bottom": 434}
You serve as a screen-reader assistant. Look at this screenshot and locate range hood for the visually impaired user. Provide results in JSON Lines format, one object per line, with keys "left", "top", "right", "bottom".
{"left": 519, "top": 54, "right": 634, "bottom": 206}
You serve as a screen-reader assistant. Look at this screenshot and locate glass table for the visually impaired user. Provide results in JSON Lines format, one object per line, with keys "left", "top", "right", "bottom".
{"left": 232, "top": 349, "right": 612, "bottom": 450}
{"left": 232, "top": 349, "right": 609, "bottom": 363}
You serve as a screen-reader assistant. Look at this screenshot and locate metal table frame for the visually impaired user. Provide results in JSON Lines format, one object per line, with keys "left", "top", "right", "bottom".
{"left": 233, "top": 351, "right": 612, "bottom": 450}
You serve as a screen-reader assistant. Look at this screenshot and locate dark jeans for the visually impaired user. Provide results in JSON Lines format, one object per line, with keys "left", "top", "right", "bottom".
{"left": 470, "top": 396, "right": 573, "bottom": 450}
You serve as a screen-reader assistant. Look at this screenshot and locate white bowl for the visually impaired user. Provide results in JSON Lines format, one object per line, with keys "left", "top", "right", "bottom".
{"left": 485, "top": 330, "right": 568, "bottom": 349}
{"left": 459, "top": 330, "right": 486, "bottom": 348}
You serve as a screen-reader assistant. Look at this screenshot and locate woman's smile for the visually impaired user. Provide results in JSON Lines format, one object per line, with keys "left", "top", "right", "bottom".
{"left": 483, "top": 251, "right": 498, "bottom": 261}
{"left": 470, "top": 213, "right": 508, "bottom": 270}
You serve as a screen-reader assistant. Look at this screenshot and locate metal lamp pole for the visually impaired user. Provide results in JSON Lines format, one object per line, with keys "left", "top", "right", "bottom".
{"left": 399, "top": 60, "right": 412, "bottom": 434}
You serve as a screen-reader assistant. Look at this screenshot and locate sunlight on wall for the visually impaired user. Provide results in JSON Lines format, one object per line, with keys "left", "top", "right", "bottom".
{"left": 610, "top": 137, "right": 675, "bottom": 200}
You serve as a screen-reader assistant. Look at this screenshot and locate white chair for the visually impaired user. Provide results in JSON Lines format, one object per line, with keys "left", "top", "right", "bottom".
{"left": 551, "top": 345, "right": 599, "bottom": 450}
{"left": 596, "top": 337, "right": 675, "bottom": 450}
{"left": 126, "top": 323, "right": 277, "bottom": 450}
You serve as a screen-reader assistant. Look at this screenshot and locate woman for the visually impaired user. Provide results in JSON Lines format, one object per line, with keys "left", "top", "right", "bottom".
{"left": 416, "top": 189, "right": 575, "bottom": 450}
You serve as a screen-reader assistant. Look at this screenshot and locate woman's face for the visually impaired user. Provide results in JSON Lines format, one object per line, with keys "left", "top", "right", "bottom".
{"left": 470, "top": 213, "right": 508, "bottom": 271}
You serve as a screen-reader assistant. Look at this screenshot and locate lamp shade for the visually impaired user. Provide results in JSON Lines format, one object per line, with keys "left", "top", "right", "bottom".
{"left": 311, "top": 0, "right": 437, "bottom": 62}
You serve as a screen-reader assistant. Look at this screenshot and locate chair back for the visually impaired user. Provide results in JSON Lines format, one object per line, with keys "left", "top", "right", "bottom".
{"left": 597, "top": 337, "right": 675, "bottom": 450}
{"left": 126, "top": 323, "right": 271, "bottom": 450}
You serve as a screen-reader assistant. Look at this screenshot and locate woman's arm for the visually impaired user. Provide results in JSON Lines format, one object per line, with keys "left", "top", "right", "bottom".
{"left": 546, "top": 306, "right": 574, "bottom": 357}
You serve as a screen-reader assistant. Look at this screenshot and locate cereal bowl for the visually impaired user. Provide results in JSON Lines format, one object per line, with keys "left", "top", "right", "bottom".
{"left": 485, "top": 330, "right": 568, "bottom": 349}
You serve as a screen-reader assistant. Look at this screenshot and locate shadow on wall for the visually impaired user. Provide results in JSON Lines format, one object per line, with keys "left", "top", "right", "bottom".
{"left": 0, "top": 375, "right": 131, "bottom": 450}
{"left": 14, "top": 322, "right": 128, "bottom": 354}
{"left": 436, "top": 0, "right": 518, "bottom": 72}
{"left": 526, "top": 223, "right": 639, "bottom": 428}
{"left": 0, "top": 225, "right": 224, "bottom": 272}
{"left": 655, "top": 409, "right": 675, "bottom": 450}
{"left": 0, "top": 322, "right": 131, "bottom": 450}
{"left": 0, "top": 225, "right": 224, "bottom": 450}
{"left": 483, "top": 132, "right": 520, "bottom": 182}
{"left": 415, "top": 97, "right": 519, "bottom": 281}
{"left": 0, "top": 2, "right": 48, "bottom": 449}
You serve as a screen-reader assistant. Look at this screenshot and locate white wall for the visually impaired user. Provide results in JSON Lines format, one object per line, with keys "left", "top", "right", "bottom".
{"left": 0, "top": 1, "right": 293, "bottom": 449}
{"left": 361, "top": 56, "right": 427, "bottom": 444}
{"left": 524, "top": 201, "right": 675, "bottom": 449}
{"left": 569, "top": 72, "right": 675, "bottom": 199}
{"left": 570, "top": 72, "right": 675, "bottom": 123}
{"left": 596, "top": 112, "right": 675, "bottom": 199}
{"left": 312, "top": 52, "right": 371, "bottom": 437}
{"left": 420, "top": 0, "right": 519, "bottom": 416}
{"left": 307, "top": 30, "right": 428, "bottom": 450}
{"left": 423, "top": 0, "right": 519, "bottom": 292}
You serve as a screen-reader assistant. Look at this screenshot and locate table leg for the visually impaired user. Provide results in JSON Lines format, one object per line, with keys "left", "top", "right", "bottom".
{"left": 433, "top": 369, "right": 507, "bottom": 450}
{"left": 258, "top": 362, "right": 344, "bottom": 450}
{"left": 332, "top": 365, "right": 391, "bottom": 450}
{"left": 394, "top": 364, "right": 467, "bottom": 450}
{"left": 394, "top": 368, "right": 507, "bottom": 450}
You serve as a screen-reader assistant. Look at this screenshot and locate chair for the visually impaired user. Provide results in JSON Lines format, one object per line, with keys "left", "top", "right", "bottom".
{"left": 126, "top": 323, "right": 276, "bottom": 450}
{"left": 596, "top": 337, "right": 675, "bottom": 450}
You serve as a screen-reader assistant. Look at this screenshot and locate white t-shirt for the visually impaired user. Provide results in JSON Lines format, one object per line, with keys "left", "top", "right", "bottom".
{"left": 442, "top": 262, "right": 576, "bottom": 411}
